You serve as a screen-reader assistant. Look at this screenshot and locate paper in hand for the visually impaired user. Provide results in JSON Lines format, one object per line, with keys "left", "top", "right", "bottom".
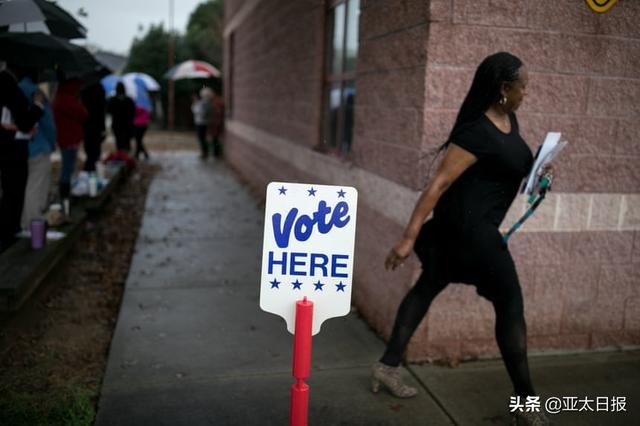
{"left": 523, "top": 132, "right": 568, "bottom": 195}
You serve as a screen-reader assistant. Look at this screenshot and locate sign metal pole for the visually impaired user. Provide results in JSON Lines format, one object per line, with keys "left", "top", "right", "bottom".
{"left": 290, "top": 297, "right": 313, "bottom": 426}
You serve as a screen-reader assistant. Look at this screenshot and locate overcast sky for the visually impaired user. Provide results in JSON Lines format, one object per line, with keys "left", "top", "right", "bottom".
{"left": 57, "top": 0, "right": 208, "bottom": 55}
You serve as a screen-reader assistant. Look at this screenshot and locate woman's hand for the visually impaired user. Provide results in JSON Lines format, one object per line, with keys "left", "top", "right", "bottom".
{"left": 383, "top": 144, "right": 477, "bottom": 272}
{"left": 540, "top": 164, "right": 554, "bottom": 191}
{"left": 385, "top": 237, "right": 414, "bottom": 271}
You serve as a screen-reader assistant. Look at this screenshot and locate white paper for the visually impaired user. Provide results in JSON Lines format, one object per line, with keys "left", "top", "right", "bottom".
{"left": 1, "top": 107, "right": 11, "bottom": 126}
{"left": 523, "top": 132, "right": 568, "bottom": 195}
{"left": 260, "top": 182, "right": 358, "bottom": 335}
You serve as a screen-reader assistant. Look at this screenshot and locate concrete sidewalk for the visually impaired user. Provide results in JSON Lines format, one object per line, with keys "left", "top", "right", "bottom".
{"left": 95, "top": 152, "right": 639, "bottom": 426}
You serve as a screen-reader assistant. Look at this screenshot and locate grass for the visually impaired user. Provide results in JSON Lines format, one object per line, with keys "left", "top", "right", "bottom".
{"left": 0, "top": 385, "right": 95, "bottom": 426}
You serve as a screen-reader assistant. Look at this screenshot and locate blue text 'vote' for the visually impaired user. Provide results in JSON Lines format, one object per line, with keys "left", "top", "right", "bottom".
{"left": 272, "top": 200, "right": 350, "bottom": 249}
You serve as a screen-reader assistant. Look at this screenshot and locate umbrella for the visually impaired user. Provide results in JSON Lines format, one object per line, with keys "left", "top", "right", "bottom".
{"left": 101, "top": 74, "right": 153, "bottom": 111}
{"left": 0, "top": 32, "right": 103, "bottom": 76}
{"left": 122, "top": 72, "right": 160, "bottom": 91}
{"left": 164, "top": 60, "right": 221, "bottom": 80}
{"left": 0, "top": 0, "right": 44, "bottom": 26}
{"left": 0, "top": 0, "right": 87, "bottom": 39}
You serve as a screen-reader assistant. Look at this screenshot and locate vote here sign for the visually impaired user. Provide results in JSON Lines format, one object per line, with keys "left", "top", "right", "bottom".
{"left": 260, "top": 182, "right": 358, "bottom": 335}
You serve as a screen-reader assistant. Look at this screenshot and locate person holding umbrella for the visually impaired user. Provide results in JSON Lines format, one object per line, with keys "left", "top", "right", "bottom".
{"left": 107, "top": 82, "right": 135, "bottom": 153}
{"left": 131, "top": 78, "right": 152, "bottom": 161}
{"left": 81, "top": 80, "right": 107, "bottom": 171}
{"left": 0, "top": 63, "right": 44, "bottom": 252}
{"left": 191, "top": 87, "right": 213, "bottom": 159}
{"left": 52, "top": 74, "right": 88, "bottom": 199}
{"left": 19, "top": 68, "right": 57, "bottom": 231}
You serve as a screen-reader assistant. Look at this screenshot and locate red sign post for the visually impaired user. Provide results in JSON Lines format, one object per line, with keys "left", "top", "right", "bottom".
{"left": 260, "top": 183, "right": 358, "bottom": 424}
{"left": 290, "top": 297, "right": 313, "bottom": 426}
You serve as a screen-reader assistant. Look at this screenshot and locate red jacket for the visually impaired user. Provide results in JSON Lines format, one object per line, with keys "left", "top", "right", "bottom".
{"left": 52, "top": 79, "right": 88, "bottom": 149}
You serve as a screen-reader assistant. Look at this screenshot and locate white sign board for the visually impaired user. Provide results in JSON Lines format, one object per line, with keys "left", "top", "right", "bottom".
{"left": 260, "top": 182, "right": 358, "bottom": 335}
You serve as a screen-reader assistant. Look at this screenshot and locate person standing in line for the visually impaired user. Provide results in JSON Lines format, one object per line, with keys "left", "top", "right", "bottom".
{"left": 371, "top": 52, "right": 549, "bottom": 426}
{"left": 191, "top": 88, "right": 212, "bottom": 159}
{"left": 19, "top": 72, "right": 57, "bottom": 230}
{"left": 133, "top": 105, "right": 151, "bottom": 161}
{"left": 52, "top": 77, "right": 88, "bottom": 199}
{"left": 107, "top": 82, "right": 135, "bottom": 153}
{"left": 0, "top": 64, "right": 44, "bottom": 252}
{"left": 209, "top": 88, "right": 225, "bottom": 158}
{"left": 81, "top": 80, "right": 106, "bottom": 172}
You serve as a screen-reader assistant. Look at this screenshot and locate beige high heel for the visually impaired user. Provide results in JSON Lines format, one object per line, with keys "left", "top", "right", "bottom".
{"left": 512, "top": 410, "right": 550, "bottom": 426}
{"left": 371, "top": 362, "right": 418, "bottom": 398}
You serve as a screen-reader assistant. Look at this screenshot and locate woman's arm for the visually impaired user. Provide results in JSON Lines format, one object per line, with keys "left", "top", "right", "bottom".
{"left": 385, "top": 144, "right": 478, "bottom": 271}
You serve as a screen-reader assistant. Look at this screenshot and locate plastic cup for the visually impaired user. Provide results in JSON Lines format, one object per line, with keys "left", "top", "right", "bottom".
{"left": 30, "top": 219, "right": 46, "bottom": 249}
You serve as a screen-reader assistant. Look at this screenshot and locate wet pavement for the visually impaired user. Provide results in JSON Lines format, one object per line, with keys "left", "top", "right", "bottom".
{"left": 95, "top": 151, "right": 640, "bottom": 426}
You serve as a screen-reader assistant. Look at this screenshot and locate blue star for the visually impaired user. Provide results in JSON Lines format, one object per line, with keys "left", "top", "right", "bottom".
{"left": 292, "top": 279, "right": 303, "bottom": 290}
{"left": 313, "top": 280, "right": 324, "bottom": 291}
{"left": 278, "top": 186, "right": 287, "bottom": 195}
{"left": 269, "top": 278, "right": 280, "bottom": 289}
{"left": 336, "top": 281, "right": 347, "bottom": 292}
{"left": 307, "top": 187, "right": 317, "bottom": 196}
{"left": 337, "top": 189, "right": 346, "bottom": 198}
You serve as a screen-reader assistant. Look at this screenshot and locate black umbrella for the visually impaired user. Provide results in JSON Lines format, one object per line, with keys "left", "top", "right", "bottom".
{"left": 0, "top": 32, "right": 107, "bottom": 77}
{"left": 0, "top": 0, "right": 86, "bottom": 39}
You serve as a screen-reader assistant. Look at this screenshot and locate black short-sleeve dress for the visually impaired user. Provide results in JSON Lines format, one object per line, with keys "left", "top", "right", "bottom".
{"left": 415, "top": 113, "right": 534, "bottom": 302}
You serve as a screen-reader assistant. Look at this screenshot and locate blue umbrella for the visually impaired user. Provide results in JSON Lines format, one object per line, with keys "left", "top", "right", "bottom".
{"left": 100, "top": 74, "right": 121, "bottom": 96}
{"left": 123, "top": 72, "right": 160, "bottom": 91}
{"left": 101, "top": 74, "right": 152, "bottom": 111}
{"left": 132, "top": 77, "right": 152, "bottom": 111}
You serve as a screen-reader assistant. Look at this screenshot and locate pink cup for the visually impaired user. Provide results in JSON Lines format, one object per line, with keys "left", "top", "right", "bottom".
{"left": 30, "top": 219, "right": 46, "bottom": 249}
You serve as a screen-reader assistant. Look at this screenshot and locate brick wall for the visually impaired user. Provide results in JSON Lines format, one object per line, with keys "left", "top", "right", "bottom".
{"left": 227, "top": 0, "right": 324, "bottom": 150}
{"left": 354, "top": 0, "right": 428, "bottom": 190}
{"left": 224, "top": 0, "right": 434, "bottom": 361}
{"left": 224, "top": 0, "right": 640, "bottom": 362}
{"left": 408, "top": 0, "right": 640, "bottom": 361}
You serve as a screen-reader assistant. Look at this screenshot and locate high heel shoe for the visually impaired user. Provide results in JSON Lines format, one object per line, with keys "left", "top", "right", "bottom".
{"left": 512, "top": 410, "right": 550, "bottom": 426}
{"left": 370, "top": 362, "right": 418, "bottom": 398}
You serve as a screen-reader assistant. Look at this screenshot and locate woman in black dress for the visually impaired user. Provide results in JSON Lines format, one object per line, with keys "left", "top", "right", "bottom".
{"left": 371, "top": 52, "right": 548, "bottom": 425}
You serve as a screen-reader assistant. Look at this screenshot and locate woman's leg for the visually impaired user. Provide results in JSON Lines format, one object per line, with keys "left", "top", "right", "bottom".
{"left": 139, "top": 126, "right": 149, "bottom": 159}
{"left": 21, "top": 153, "right": 51, "bottom": 229}
{"left": 485, "top": 249, "right": 536, "bottom": 397}
{"left": 59, "top": 148, "right": 77, "bottom": 198}
{"left": 196, "top": 125, "right": 208, "bottom": 157}
{"left": 114, "top": 129, "right": 125, "bottom": 152}
{"left": 83, "top": 134, "right": 99, "bottom": 171}
{"left": 134, "top": 126, "right": 149, "bottom": 159}
{"left": 134, "top": 126, "right": 142, "bottom": 159}
{"left": 380, "top": 270, "right": 448, "bottom": 367}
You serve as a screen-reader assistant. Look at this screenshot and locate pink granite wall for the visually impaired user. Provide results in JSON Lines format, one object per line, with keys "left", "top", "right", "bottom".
{"left": 227, "top": 0, "right": 324, "bottom": 149}
{"left": 405, "top": 0, "right": 640, "bottom": 362}
{"left": 224, "top": 0, "right": 640, "bottom": 362}
{"left": 224, "top": 0, "right": 433, "bottom": 363}
{"left": 353, "top": 0, "right": 428, "bottom": 190}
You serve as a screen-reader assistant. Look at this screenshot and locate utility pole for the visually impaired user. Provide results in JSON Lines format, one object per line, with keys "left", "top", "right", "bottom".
{"left": 167, "top": 0, "right": 175, "bottom": 130}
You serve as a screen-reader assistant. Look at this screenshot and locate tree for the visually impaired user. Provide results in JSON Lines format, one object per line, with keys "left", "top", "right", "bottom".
{"left": 123, "top": 1, "right": 224, "bottom": 128}
{"left": 124, "top": 24, "right": 191, "bottom": 128}
{"left": 125, "top": 24, "right": 188, "bottom": 84}
{"left": 185, "top": 0, "right": 224, "bottom": 67}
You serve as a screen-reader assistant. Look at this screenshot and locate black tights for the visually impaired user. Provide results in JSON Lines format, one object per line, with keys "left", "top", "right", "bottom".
{"left": 134, "top": 125, "right": 150, "bottom": 160}
{"left": 380, "top": 272, "right": 536, "bottom": 397}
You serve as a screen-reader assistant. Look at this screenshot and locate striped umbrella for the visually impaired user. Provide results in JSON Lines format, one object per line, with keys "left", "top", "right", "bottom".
{"left": 164, "top": 60, "right": 221, "bottom": 80}
{"left": 123, "top": 72, "right": 160, "bottom": 91}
